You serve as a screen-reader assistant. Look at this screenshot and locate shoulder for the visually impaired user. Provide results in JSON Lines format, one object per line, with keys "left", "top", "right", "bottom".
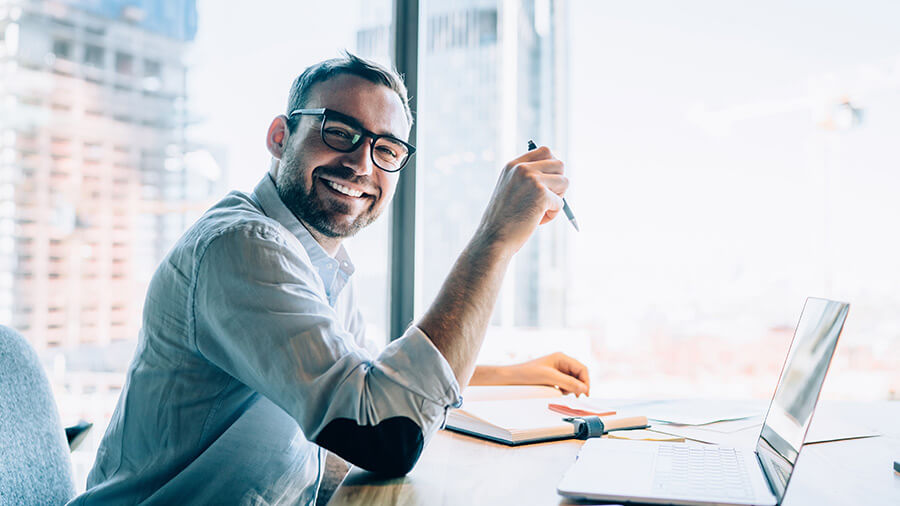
{"left": 186, "top": 191, "right": 300, "bottom": 261}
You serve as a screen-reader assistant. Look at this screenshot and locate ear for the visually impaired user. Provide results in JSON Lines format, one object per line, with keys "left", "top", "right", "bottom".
{"left": 266, "top": 115, "right": 290, "bottom": 159}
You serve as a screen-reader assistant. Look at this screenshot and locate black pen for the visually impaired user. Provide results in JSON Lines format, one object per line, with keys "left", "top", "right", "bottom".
{"left": 528, "top": 140, "right": 580, "bottom": 232}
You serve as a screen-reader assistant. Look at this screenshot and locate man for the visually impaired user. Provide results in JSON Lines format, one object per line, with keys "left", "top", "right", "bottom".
{"left": 69, "top": 53, "right": 587, "bottom": 505}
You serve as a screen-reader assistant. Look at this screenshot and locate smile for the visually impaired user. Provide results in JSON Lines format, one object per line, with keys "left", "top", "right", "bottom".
{"left": 324, "top": 180, "right": 365, "bottom": 198}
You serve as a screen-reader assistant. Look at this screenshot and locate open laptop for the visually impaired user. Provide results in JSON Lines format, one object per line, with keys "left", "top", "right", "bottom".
{"left": 557, "top": 297, "right": 850, "bottom": 506}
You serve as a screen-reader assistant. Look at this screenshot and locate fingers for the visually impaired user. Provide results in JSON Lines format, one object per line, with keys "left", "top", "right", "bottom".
{"left": 540, "top": 208, "right": 560, "bottom": 225}
{"left": 510, "top": 158, "right": 564, "bottom": 177}
{"left": 502, "top": 166, "right": 567, "bottom": 225}
{"left": 516, "top": 145, "right": 555, "bottom": 163}
{"left": 537, "top": 174, "right": 569, "bottom": 197}
{"left": 525, "top": 158, "right": 565, "bottom": 175}
{"left": 479, "top": 146, "right": 568, "bottom": 252}
{"left": 554, "top": 353, "right": 591, "bottom": 392}
{"left": 546, "top": 368, "right": 590, "bottom": 397}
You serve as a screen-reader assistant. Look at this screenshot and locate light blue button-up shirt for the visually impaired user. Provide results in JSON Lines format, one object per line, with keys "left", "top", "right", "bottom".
{"left": 69, "top": 175, "right": 462, "bottom": 505}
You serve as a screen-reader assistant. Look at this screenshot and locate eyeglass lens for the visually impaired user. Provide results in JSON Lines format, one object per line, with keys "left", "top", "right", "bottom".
{"left": 321, "top": 116, "right": 409, "bottom": 171}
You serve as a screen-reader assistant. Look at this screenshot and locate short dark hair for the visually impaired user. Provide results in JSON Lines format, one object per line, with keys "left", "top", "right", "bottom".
{"left": 285, "top": 50, "right": 413, "bottom": 130}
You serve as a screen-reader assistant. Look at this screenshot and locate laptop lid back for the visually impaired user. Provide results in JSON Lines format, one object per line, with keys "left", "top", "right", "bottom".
{"left": 755, "top": 297, "right": 850, "bottom": 502}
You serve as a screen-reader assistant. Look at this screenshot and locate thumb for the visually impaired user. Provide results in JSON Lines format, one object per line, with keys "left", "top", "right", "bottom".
{"left": 540, "top": 188, "right": 564, "bottom": 225}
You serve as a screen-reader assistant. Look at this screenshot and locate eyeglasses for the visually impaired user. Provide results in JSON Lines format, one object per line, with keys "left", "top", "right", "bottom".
{"left": 288, "top": 108, "right": 416, "bottom": 173}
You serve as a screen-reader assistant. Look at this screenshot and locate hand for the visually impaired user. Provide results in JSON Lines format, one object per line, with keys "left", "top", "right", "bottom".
{"left": 475, "top": 146, "right": 568, "bottom": 255}
{"left": 469, "top": 352, "right": 591, "bottom": 396}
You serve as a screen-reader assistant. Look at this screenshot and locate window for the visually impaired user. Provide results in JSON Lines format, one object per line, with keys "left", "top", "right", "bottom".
{"left": 143, "top": 59, "right": 161, "bottom": 78}
{"left": 417, "top": 0, "right": 899, "bottom": 402}
{"left": 52, "top": 39, "right": 71, "bottom": 59}
{"left": 83, "top": 44, "right": 104, "bottom": 67}
{"left": 1, "top": 0, "right": 396, "bottom": 492}
{"left": 115, "top": 51, "right": 133, "bottom": 75}
{"left": 418, "top": 0, "right": 568, "bottom": 332}
{"left": 7, "top": 0, "right": 896, "bottom": 496}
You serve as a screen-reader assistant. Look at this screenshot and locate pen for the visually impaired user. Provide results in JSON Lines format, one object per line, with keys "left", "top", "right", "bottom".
{"left": 527, "top": 140, "right": 580, "bottom": 231}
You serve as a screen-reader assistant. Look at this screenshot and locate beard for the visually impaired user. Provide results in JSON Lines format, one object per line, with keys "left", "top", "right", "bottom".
{"left": 275, "top": 152, "right": 383, "bottom": 239}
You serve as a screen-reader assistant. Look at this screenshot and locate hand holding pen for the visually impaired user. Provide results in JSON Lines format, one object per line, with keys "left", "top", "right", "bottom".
{"left": 528, "top": 140, "right": 579, "bottom": 231}
{"left": 475, "top": 143, "right": 570, "bottom": 254}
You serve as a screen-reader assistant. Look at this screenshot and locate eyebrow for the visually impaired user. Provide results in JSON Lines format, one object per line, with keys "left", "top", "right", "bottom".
{"left": 326, "top": 108, "right": 405, "bottom": 141}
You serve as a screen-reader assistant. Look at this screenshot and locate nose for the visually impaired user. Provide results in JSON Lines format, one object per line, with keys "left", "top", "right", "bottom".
{"left": 341, "top": 137, "right": 375, "bottom": 177}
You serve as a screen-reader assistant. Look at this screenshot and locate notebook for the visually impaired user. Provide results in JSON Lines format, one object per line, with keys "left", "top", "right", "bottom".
{"left": 445, "top": 396, "right": 648, "bottom": 445}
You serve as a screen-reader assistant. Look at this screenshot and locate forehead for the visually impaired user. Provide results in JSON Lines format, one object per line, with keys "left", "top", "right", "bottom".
{"left": 304, "top": 73, "right": 410, "bottom": 140}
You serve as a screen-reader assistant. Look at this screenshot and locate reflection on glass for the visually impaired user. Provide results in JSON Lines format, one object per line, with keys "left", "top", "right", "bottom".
{"left": 351, "top": 0, "right": 395, "bottom": 346}
{"left": 757, "top": 297, "right": 849, "bottom": 500}
{"left": 417, "top": 0, "right": 572, "bottom": 332}
{"left": 0, "top": 0, "right": 396, "bottom": 491}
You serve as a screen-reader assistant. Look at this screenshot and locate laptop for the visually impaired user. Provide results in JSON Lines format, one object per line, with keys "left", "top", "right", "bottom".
{"left": 557, "top": 297, "right": 850, "bottom": 506}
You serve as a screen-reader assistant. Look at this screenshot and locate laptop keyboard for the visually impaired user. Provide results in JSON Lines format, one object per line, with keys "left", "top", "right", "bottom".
{"left": 652, "top": 445, "right": 755, "bottom": 500}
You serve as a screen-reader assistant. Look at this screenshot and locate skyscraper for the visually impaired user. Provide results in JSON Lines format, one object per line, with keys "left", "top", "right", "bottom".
{"left": 0, "top": 0, "right": 218, "bottom": 351}
{"left": 356, "top": 0, "right": 572, "bottom": 330}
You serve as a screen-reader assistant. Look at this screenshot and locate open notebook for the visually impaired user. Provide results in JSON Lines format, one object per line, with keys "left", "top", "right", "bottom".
{"left": 446, "top": 387, "right": 648, "bottom": 445}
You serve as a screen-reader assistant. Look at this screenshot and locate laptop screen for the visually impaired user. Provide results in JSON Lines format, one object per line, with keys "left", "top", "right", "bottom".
{"left": 756, "top": 297, "right": 849, "bottom": 501}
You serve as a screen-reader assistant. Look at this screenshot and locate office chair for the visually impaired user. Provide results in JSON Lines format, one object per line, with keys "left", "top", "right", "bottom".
{"left": 0, "top": 325, "right": 76, "bottom": 505}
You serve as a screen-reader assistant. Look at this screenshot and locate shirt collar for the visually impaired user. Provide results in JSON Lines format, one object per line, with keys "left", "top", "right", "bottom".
{"left": 252, "top": 174, "right": 355, "bottom": 304}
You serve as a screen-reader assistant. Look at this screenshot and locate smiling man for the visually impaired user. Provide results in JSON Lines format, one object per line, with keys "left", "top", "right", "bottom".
{"left": 69, "top": 53, "right": 587, "bottom": 505}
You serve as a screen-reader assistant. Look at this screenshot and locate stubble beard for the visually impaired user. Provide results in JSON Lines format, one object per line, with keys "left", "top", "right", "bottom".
{"left": 275, "top": 153, "right": 382, "bottom": 239}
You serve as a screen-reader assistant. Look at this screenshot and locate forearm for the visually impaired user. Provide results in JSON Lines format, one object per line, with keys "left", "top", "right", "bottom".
{"left": 467, "top": 353, "right": 591, "bottom": 395}
{"left": 420, "top": 145, "right": 567, "bottom": 389}
{"left": 469, "top": 364, "right": 511, "bottom": 386}
{"left": 418, "top": 236, "right": 511, "bottom": 388}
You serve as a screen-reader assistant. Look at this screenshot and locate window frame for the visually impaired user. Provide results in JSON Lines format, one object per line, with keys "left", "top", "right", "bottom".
{"left": 389, "top": 0, "right": 420, "bottom": 340}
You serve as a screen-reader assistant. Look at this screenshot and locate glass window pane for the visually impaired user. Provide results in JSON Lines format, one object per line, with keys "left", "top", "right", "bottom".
{"left": 114, "top": 51, "right": 133, "bottom": 75}
{"left": 417, "top": 0, "right": 579, "bottom": 356}
{"left": 0, "top": 0, "right": 393, "bottom": 492}
{"left": 346, "top": 2, "right": 395, "bottom": 347}
{"left": 418, "top": 0, "right": 899, "bottom": 401}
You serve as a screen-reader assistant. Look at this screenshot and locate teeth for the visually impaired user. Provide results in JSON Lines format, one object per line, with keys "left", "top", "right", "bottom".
{"left": 325, "top": 180, "right": 363, "bottom": 198}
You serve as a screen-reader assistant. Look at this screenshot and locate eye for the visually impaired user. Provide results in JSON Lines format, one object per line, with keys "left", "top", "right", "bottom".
{"left": 376, "top": 145, "right": 398, "bottom": 159}
{"left": 324, "top": 127, "right": 353, "bottom": 139}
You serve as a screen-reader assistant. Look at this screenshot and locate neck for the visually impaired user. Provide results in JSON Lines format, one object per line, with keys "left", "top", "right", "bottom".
{"left": 301, "top": 219, "right": 342, "bottom": 256}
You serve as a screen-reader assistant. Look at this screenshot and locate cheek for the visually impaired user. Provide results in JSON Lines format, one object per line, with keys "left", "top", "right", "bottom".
{"left": 376, "top": 174, "right": 400, "bottom": 204}
{"left": 284, "top": 146, "right": 323, "bottom": 186}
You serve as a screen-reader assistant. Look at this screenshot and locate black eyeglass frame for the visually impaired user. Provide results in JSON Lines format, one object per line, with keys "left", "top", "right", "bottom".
{"left": 288, "top": 107, "right": 416, "bottom": 173}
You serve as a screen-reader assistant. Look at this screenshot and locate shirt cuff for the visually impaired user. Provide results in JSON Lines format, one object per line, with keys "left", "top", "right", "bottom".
{"left": 377, "top": 325, "right": 463, "bottom": 416}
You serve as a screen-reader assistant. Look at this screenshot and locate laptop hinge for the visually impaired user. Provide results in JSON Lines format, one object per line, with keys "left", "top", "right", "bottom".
{"left": 755, "top": 450, "right": 779, "bottom": 501}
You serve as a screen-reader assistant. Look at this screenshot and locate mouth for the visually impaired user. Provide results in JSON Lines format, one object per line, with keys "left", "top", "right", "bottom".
{"left": 318, "top": 176, "right": 374, "bottom": 201}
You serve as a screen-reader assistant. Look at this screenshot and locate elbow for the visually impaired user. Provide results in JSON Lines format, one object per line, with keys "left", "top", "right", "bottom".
{"left": 314, "top": 416, "right": 425, "bottom": 477}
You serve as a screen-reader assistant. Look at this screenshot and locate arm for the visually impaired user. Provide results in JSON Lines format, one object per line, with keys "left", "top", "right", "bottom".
{"left": 469, "top": 353, "right": 591, "bottom": 396}
{"left": 194, "top": 226, "right": 461, "bottom": 476}
{"left": 419, "top": 146, "right": 568, "bottom": 388}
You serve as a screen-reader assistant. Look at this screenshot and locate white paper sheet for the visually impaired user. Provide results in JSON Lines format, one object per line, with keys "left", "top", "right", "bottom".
{"left": 613, "top": 399, "right": 765, "bottom": 426}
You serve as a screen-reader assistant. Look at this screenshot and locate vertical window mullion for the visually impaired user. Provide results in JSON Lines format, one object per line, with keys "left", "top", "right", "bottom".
{"left": 389, "top": 0, "right": 419, "bottom": 340}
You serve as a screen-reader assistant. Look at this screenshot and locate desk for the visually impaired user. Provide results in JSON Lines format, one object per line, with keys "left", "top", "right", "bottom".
{"left": 327, "top": 400, "right": 900, "bottom": 505}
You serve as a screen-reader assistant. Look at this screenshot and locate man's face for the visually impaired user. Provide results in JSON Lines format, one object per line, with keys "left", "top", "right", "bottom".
{"left": 274, "top": 74, "right": 409, "bottom": 239}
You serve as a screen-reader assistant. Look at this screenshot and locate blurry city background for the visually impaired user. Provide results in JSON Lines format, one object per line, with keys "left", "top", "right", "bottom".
{"left": 1, "top": 0, "right": 897, "bottom": 491}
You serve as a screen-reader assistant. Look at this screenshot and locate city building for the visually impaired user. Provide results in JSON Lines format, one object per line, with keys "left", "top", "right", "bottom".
{"left": 356, "top": 0, "right": 574, "bottom": 332}
{"left": 0, "top": 0, "right": 219, "bottom": 352}
{"left": 1, "top": 0, "right": 223, "bottom": 488}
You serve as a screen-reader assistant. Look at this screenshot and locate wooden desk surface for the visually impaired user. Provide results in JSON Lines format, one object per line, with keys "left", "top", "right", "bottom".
{"left": 327, "top": 400, "right": 900, "bottom": 506}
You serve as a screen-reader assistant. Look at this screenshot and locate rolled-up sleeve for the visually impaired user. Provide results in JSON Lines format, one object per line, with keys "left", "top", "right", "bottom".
{"left": 191, "top": 224, "right": 461, "bottom": 475}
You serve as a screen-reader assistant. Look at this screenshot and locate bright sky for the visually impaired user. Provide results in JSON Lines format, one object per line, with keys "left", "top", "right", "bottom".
{"left": 567, "top": 1, "right": 900, "bottom": 340}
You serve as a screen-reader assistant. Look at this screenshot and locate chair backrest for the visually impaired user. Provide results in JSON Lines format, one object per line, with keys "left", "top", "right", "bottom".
{"left": 0, "top": 325, "right": 76, "bottom": 505}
